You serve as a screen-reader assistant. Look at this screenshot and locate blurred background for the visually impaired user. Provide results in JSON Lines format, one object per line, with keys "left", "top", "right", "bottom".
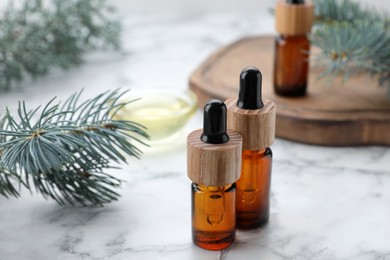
{"left": 1, "top": 1, "right": 390, "bottom": 259}
{"left": 0, "top": 0, "right": 389, "bottom": 151}
{"left": 109, "top": 0, "right": 389, "bottom": 13}
{"left": 0, "top": 0, "right": 389, "bottom": 106}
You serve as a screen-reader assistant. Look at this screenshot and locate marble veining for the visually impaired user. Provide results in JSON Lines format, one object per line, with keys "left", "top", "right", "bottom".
{"left": 0, "top": 6, "right": 390, "bottom": 260}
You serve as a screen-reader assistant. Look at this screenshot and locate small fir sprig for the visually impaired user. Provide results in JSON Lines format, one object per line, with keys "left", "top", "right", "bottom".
{"left": 0, "top": 0, "right": 121, "bottom": 92}
{"left": 0, "top": 89, "right": 148, "bottom": 206}
{"left": 311, "top": 0, "right": 390, "bottom": 92}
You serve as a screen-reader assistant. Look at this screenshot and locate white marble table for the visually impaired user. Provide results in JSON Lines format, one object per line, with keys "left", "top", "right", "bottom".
{"left": 1, "top": 7, "right": 390, "bottom": 260}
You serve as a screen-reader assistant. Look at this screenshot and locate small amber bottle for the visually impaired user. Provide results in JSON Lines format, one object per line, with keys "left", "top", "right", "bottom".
{"left": 187, "top": 100, "right": 242, "bottom": 250}
{"left": 226, "top": 67, "right": 276, "bottom": 229}
{"left": 273, "top": 0, "right": 314, "bottom": 96}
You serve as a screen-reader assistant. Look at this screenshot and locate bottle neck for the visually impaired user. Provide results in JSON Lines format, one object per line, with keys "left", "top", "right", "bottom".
{"left": 242, "top": 148, "right": 267, "bottom": 155}
{"left": 278, "top": 34, "right": 308, "bottom": 39}
{"left": 194, "top": 184, "right": 234, "bottom": 192}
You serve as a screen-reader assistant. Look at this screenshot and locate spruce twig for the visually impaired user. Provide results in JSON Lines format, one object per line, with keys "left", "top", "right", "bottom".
{"left": 0, "top": 0, "right": 121, "bottom": 92}
{"left": 0, "top": 116, "right": 20, "bottom": 198}
{"left": 311, "top": 0, "right": 390, "bottom": 92}
{"left": 0, "top": 89, "right": 148, "bottom": 206}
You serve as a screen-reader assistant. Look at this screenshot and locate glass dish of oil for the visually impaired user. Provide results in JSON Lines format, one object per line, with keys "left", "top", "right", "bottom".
{"left": 113, "top": 88, "right": 198, "bottom": 151}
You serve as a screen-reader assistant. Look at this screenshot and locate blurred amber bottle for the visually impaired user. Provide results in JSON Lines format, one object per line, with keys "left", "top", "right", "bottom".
{"left": 273, "top": 0, "right": 314, "bottom": 96}
{"left": 236, "top": 149, "right": 272, "bottom": 228}
{"left": 226, "top": 67, "right": 276, "bottom": 229}
{"left": 187, "top": 100, "right": 242, "bottom": 250}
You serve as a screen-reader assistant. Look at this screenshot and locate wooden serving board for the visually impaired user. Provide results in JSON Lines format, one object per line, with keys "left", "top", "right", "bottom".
{"left": 189, "top": 36, "right": 390, "bottom": 146}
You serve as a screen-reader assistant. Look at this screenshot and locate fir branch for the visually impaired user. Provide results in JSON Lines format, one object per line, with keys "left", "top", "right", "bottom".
{"left": 0, "top": 166, "right": 20, "bottom": 198}
{"left": 314, "top": 0, "right": 385, "bottom": 25}
{"left": 0, "top": 116, "right": 20, "bottom": 197}
{"left": 312, "top": 0, "right": 390, "bottom": 92}
{"left": 310, "top": 21, "right": 390, "bottom": 84}
{"left": 0, "top": 0, "right": 121, "bottom": 92}
{"left": 0, "top": 89, "right": 149, "bottom": 206}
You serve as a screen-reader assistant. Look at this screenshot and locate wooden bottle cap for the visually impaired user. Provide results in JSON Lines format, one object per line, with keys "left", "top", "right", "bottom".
{"left": 275, "top": 0, "right": 314, "bottom": 36}
{"left": 187, "top": 129, "right": 242, "bottom": 186}
{"left": 226, "top": 98, "right": 276, "bottom": 150}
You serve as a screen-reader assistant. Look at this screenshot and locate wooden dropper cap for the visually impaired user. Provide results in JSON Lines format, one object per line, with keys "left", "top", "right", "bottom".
{"left": 187, "top": 100, "right": 242, "bottom": 186}
{"left": 226, "top": 67, "right": 276, "bottom": 150}
{"left": 275, "top": 0, "right": 314, "bottom": 36}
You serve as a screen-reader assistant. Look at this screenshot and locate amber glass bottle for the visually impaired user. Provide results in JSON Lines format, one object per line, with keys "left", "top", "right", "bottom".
{"left": 274, "top": 35, "right": 310, "bottom": 96}
{"left": 236, "top": 149, "right": 272, "bottom": 228}
{"left": 187, "top": 100, "right": 242, "bottom": 250}
{"left": 226, "top": 67, "right": 276, "bottom": 229}
{"left": 274, "top": 0, "right": 314, "bottom": 96}
{"left": 192, "top": 183, "right": 236, "bottom": 250}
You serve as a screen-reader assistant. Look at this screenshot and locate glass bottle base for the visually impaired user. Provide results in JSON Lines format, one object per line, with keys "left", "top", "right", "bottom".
{"left": 274, "top": 85, "right": 307, "bottom": 97}
{"left": 236, "top": 212, "right": 269, "bottom": 229}
{"left": 192, "top": 229, "right": 235, "bottom": 250}
{"left": 274, "top": 86, "right": 306, "bottom": 97}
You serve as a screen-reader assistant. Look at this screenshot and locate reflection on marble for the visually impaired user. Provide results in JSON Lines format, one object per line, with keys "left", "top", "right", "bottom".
{"left": 1, "top": 8, "right": 390, "bottom": 260}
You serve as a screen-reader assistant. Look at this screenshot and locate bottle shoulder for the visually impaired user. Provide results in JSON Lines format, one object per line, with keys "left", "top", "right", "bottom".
{"left": 242, "top": 148, "right": 273, "bottom": 158}
{"left": 192, "top": 183, "right": 236, "bottom": 193}
{"left": 276, "top": 34, "right": 309, "bottom": 44}
{"left": 265, "top": 147, "right": 273, "bottom": 157}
